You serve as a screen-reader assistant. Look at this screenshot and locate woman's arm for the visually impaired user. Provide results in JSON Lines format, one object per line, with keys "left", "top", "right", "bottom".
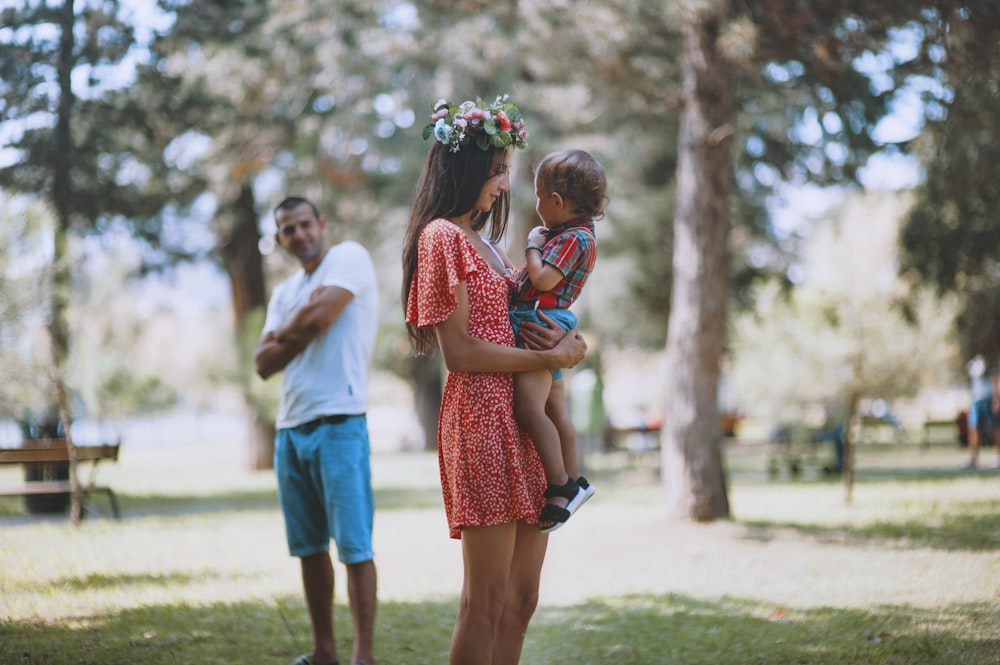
{"left": 435, "top": 281, "right": 586, "bottom": 373}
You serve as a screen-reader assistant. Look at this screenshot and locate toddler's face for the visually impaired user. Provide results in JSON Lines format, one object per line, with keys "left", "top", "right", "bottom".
{"left": 534, "top": 174, "right": 560, "bottom": 228}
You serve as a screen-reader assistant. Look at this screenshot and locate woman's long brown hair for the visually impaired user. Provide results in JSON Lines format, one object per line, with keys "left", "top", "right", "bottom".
{"left": 401, "top": 142, "right": 511, "bottom": 354}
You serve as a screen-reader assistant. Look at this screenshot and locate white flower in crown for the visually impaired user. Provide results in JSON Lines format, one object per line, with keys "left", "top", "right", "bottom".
{"left": 422, "top": 94, "right": 528, "bottom": 153}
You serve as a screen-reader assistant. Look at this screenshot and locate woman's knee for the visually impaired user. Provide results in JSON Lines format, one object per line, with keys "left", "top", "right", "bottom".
{"left": 506, "top": 585, "right": 540, "bottom": 622}
{"left": 460, "top": 580, "right": 510, "bottom": 626}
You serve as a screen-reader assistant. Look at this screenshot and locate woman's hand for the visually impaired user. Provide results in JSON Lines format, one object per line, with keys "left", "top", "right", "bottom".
{"left": 519, "top": 310, "right": 562, "bottom": 350}
{"left": 552, "top": 328, "right": 587, "bottom": 368}
{"left": 519, "top": 310, "right": 587, "bottom": 368}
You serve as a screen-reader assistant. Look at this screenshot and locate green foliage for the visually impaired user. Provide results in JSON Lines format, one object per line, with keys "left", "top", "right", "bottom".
{"left": 97, "top": 369, "right": 178, "bottom": 415}
{"left": 0, "top": 196, "right": 56, "bottom": 418}
{"left": 730, "top": 191, "right": 958, "bottom": 423}
{"left": 897, "top": 4, "right": 1000, "bottom": 362}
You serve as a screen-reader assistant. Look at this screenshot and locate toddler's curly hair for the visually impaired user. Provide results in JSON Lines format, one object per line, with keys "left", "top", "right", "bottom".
{"left": 535, "top": 149, "right": 607, "bottom": 220}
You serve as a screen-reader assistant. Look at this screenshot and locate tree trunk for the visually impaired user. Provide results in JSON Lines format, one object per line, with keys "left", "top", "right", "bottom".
{"left": 218, "top": 183, "right": 273, "bottom": 469}
{"left": 660, "top": 3, "right": 733, "bottom": 522}
{"left": 411, "top": 354, "right": 442, "bottom": 451}
{"left": 50, "top": 0, "right": 82, "bottom": 525}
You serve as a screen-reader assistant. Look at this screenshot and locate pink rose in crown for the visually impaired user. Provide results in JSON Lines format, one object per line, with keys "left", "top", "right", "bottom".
{"left": 496, "top": 111, "right": 512, "bottom": 132}
{"left": 465, "top": 108, "right": 486, "bottom": 124}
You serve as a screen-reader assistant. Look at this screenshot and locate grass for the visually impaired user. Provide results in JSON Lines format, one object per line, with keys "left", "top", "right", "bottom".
{"left": 1, "top": 438, "right": 999, "bottom": 664}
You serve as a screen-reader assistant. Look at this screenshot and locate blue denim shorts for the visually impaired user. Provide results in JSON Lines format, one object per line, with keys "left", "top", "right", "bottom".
{"left": 968, "top": 397, "right": 996, "bottom": 431}
{"left": 274, "top": 414, "right": 374, "bottom": 563}
{"left": 509, "top": 306, "right": 578, "bottom": 380}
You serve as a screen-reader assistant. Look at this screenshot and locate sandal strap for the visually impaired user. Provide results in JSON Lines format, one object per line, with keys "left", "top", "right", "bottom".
{"left": 543, "top": 479, "right": 580, "bottom": 500}
{"left": 539, "top": 503, "right": 571, "bottom": 524}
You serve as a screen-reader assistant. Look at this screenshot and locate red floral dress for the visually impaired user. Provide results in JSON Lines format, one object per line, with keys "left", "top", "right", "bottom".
{"left": 406, "top": 219, "right": 547, "bottom": 538}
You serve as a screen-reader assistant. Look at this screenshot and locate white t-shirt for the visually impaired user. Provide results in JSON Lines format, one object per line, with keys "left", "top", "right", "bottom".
{"left": 262, "top": 240, "right": 379, "bottom": 429}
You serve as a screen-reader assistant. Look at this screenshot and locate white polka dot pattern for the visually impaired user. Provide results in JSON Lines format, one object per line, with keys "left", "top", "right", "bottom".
{"left": 406, "top": 219, "right": 547, "bottom": 538}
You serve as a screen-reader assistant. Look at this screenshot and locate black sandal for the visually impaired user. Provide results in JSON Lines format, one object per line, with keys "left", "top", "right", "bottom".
{"left": 539, "top": 478, "right": 581, "bottom": 533}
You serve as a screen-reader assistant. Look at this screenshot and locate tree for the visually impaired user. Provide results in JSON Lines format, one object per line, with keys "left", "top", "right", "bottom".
{"left": 0, "top": 0, "right": 139, "bottom": 523}
{"left": 730, "top": 191, "right": 958, "bottom": 501}
{"left": 144, "top": 0, "right": 444, "bottom": 463}
{"left": 898, "top": 4, "right": 1000, "bottom": 364}
{"left": 660, "top": 2, "right": 735, "bottom": 520}
{"left": 0, "top": 196, "right": 55, "bottom": 421}
{"left": 654, "top": 0, "right": 939, "bottom": 519}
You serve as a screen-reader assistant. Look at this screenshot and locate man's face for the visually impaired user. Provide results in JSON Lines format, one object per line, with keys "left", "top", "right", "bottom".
{"left": 275, "top": 203, "right": 326, "bottom": 266}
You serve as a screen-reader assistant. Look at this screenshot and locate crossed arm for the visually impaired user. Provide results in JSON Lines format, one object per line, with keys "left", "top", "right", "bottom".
{"left": 254, "top": 285, "right": 353, "bottom": 379}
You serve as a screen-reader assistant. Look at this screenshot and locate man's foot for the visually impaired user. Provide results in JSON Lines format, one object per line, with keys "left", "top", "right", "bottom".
{"left": 960, "top": 461, "right": 977, "bottom": 471}
{"left": 290, "top": 654, "right": 338, "bottom": 665}
{"left": 991, "top": 459, "right": 1000, "bottom": 470}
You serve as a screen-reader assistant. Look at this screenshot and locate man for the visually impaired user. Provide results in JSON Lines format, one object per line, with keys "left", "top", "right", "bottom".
{"left": 962, "top": 355, "right": 1000, "bottom": 471}
{"left": 254, "top": 196, "right": 379, "bottom": 665}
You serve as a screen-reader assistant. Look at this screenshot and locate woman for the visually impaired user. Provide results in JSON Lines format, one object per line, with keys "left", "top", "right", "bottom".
{"left": 402, "top": 95, "right": 587, "bottom": 665}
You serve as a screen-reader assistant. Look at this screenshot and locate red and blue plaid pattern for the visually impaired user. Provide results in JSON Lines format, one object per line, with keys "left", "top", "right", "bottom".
{"left": 515, "top": 218, "right": 596, "bottom": 310}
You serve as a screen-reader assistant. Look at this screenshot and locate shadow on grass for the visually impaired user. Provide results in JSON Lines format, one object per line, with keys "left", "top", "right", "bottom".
{"left": 3, "top": 593, "right": 997, "bottom": 665}
{"left": 740, "top": 499, "right": 1000, "bottom": 552}
{"left": 0, "top": 485, "right": 444, "bottom": 521}
{"left": 51, "top": 570, "right": 231, "bottom": 593}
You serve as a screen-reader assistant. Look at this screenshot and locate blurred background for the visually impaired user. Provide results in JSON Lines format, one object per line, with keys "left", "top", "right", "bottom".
{"left": 1, "top": 0, "right": 997, "bottom": 484}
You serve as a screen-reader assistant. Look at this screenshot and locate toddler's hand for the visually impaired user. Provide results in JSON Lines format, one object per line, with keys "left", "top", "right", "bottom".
{"left": 526, "top": 225, "right": 547, "bottom": 249}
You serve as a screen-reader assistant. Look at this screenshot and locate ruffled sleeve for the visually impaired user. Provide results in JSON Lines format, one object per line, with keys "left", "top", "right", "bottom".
{"left": 406, "top": 219, "right": 479, "bottom": 328}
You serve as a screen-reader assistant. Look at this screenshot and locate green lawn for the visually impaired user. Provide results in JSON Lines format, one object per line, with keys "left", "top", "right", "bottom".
{"left": 1, "top": 438, "right": 998, "bottom": 664}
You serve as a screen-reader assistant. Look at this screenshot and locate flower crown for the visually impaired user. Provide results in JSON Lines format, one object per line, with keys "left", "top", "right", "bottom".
{"left": 422, "top": 95, "right": 528, "bottom": 153}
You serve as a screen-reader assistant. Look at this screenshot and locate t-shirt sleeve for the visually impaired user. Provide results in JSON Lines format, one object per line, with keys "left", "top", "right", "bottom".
{"left": 322, "top": 242, "right": 376, "bottom": 296}
{"left": 406, "top": 220, "right": 477, "bottom": 328}
{"left": 542, "top": 229, "right": 587, "bottom": 276}
{"left": 261, "top": 282, "right": 287, "bottom": 335}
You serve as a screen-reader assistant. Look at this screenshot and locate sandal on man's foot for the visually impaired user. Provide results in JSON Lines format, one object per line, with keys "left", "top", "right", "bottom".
{"left": 539, "top": 478, "right": 583, "bottom": 533}
{"left": 290, "top": 655, "right": 339, "bottom": 665}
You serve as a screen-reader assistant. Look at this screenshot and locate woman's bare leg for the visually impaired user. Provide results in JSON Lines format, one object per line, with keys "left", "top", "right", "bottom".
{"left": 450, "top": 523, "right": 518, "bottom": 665}
{"left": 492, "top": 521, "right": 548, "bottom": 665}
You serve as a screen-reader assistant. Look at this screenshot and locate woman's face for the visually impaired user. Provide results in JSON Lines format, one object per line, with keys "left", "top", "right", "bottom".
{"left": 473, "top": 149, "right": 511, "bottom": 213}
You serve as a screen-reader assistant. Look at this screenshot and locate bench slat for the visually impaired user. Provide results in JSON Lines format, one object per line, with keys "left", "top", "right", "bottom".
{"left": 0, "top": 444, "right": 120, "bottom": 465}
{"left": 0, "top": 482, "right": 111, "bottom": 496}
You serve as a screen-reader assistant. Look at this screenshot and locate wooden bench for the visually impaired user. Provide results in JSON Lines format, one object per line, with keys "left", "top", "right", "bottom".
{"left": 921, "top": 418, "right": 961, "bottom": 450}
{"left": 0, "top": 439, "right": 121, "bottom": 518}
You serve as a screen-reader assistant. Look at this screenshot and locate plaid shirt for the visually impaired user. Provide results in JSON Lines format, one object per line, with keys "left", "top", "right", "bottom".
{"left": 515, "top": 218, "right": 596, "bottom": 309}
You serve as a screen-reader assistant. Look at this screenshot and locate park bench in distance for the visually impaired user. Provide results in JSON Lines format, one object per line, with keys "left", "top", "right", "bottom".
{"left": 0, "top": 438, "right": 121, "bottom": 518}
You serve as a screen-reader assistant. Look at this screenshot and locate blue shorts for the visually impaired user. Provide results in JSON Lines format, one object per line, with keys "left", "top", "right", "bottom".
{"left": 968, "top": 397, "right": 996, "bottom": 431}
{"left": 274, "top": 415, "right": 374, "bottom": 563}
{"left": 509, "top": 306, "right": 577, "bottom": 380}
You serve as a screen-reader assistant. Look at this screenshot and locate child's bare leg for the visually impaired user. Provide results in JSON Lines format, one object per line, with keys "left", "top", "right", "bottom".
{"left": 545, "top": 378, "right": 579, "bottom": 478}
{"left": 514, "top": 369, "right": 570, "bottom": 504}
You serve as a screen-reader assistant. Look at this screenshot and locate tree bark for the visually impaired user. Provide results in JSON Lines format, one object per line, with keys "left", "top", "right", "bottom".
{"left": 51, "top": 0, "right": 82, "bottom": 525}
{"left": 218, "top": 183, "right": 273, "bottom": 469}
{"left": 410, "top": 354, "right": 442, "bottom": 452}
{"left": 660, "top": 3, "right": 733, "bottom": 521}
